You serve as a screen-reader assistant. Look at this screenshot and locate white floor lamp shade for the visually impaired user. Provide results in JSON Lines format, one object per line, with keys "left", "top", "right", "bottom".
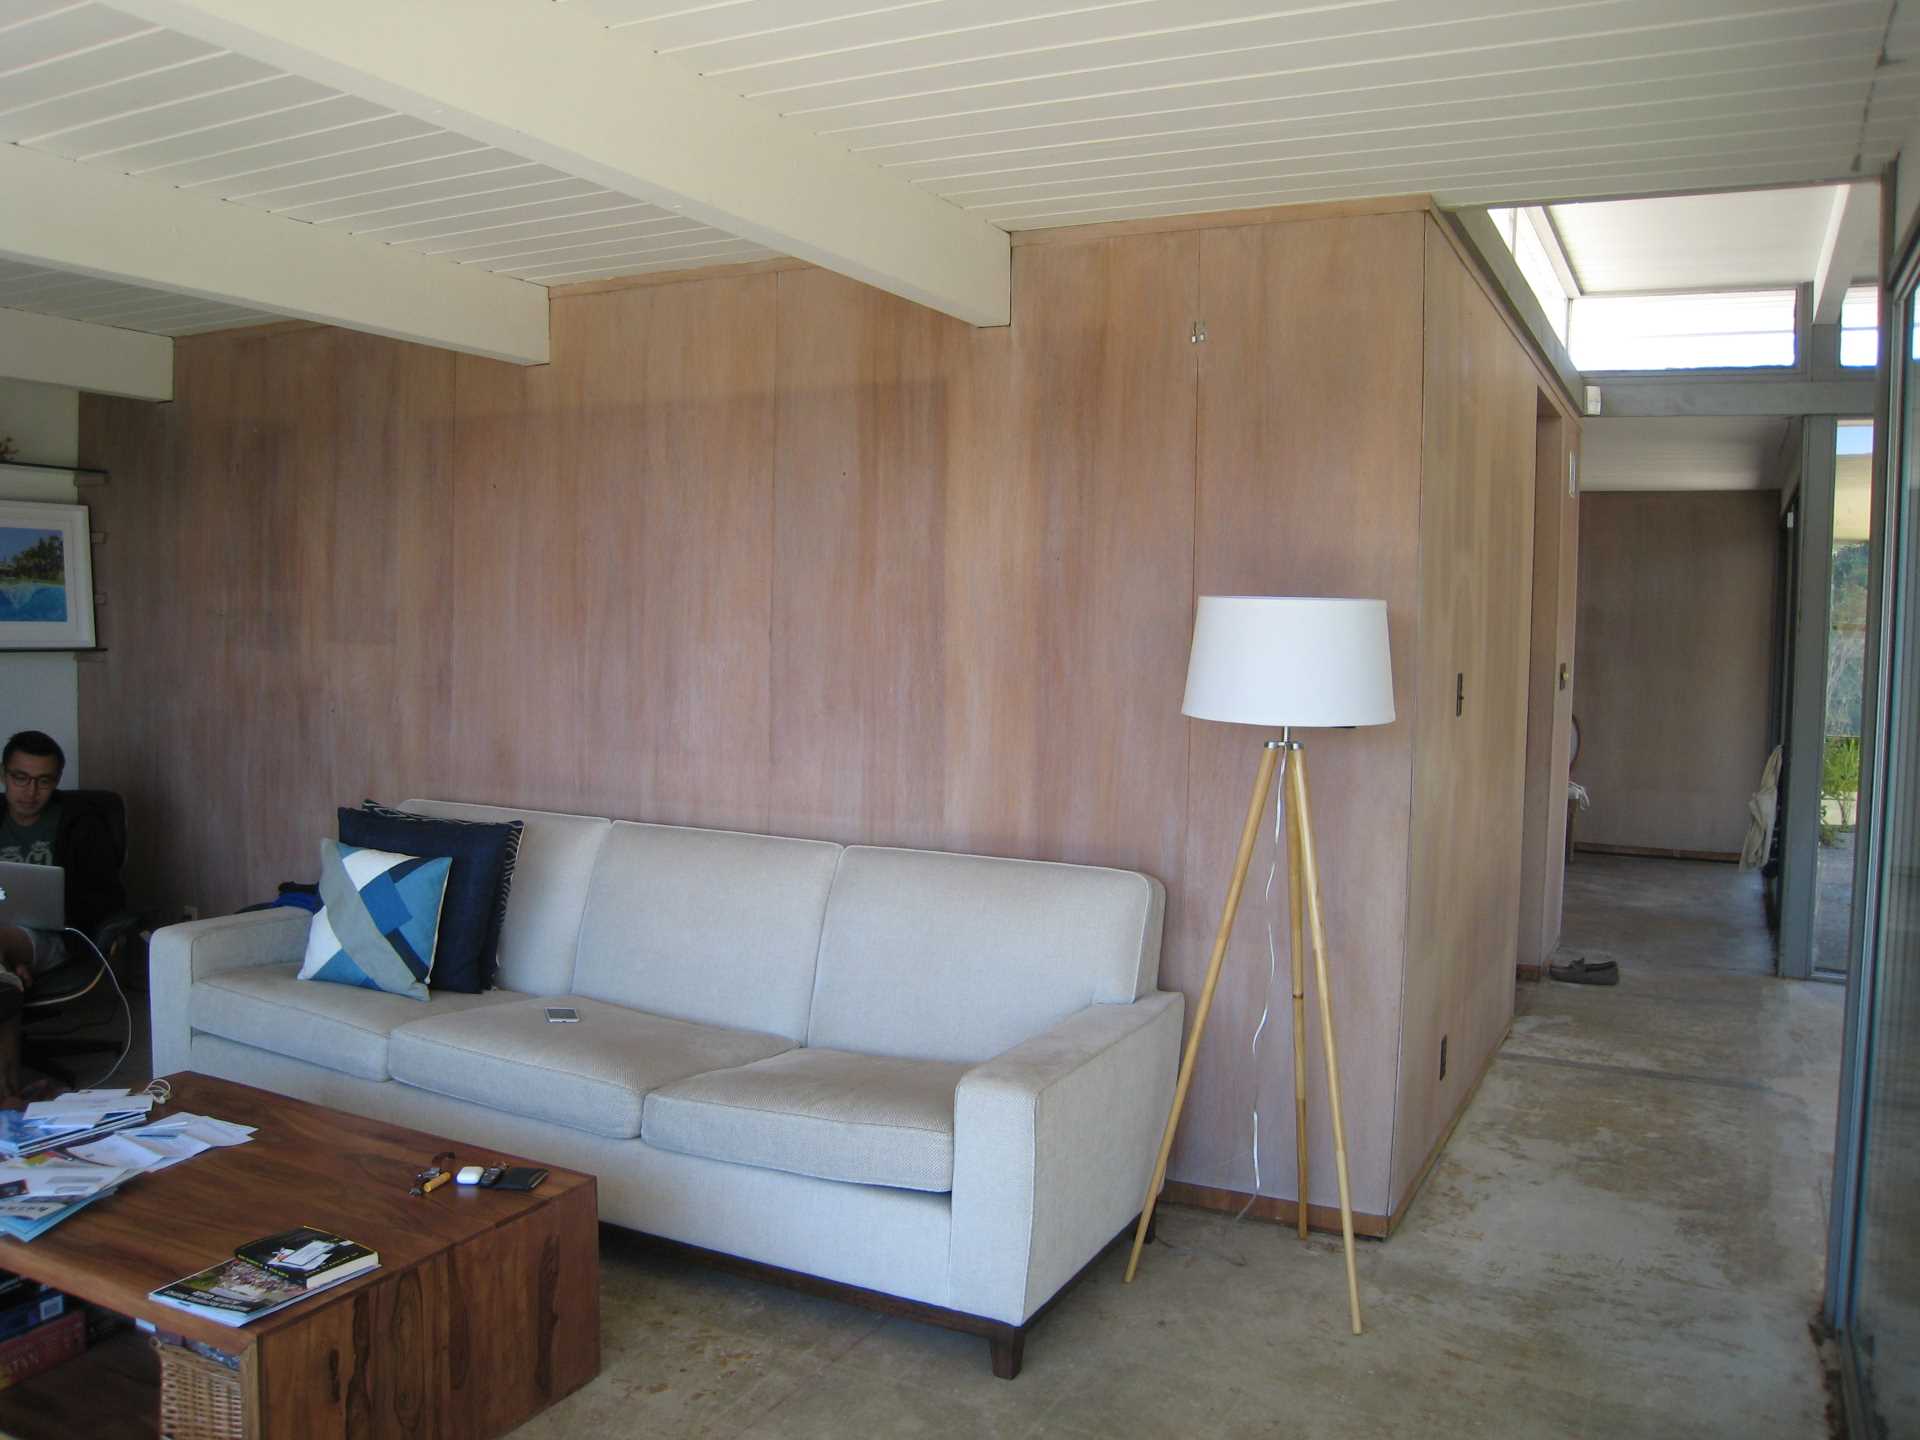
{"left": 1182, "top": 596, "right": 1394, "bottom": 730}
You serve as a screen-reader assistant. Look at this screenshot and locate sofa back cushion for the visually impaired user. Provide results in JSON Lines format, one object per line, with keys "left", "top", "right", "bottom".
{"left": 807, "top": 847, "right": 1165, "bottom": 1063}
{"left": 401, "top": 800, "right": 611, "bottom": 995}
{"left": 572, "top": 822, "right": 841, "bottom": 1043}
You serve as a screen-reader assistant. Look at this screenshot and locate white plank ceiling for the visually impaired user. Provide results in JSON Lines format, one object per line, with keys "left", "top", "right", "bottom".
{"left": 1, "top": 0, "right": 1914, "bottom": 339}
{"left": 0, "top": 256, "right": 272, "bottom": 334}
{"left": 580, "top": 0, "right": 1919, "bottom": 231}
{"left": 0, "top": 0, "right": 778, "bottom": 338}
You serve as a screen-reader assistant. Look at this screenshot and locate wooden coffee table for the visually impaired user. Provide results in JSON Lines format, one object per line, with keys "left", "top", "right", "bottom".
{"left": 0, "top": 1073, "right": 599, "bottom": 1439}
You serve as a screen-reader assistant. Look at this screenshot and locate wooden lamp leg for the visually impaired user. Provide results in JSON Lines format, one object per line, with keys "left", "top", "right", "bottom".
{"left": 1289, "top": 747, "right": 1363, "bottom": 1335}
{"left": 1286, "top": 776, "right": 1309, "bottom": 1242}
{"left": 1124, "top": 742, "right": 1282, "bottom": 1284}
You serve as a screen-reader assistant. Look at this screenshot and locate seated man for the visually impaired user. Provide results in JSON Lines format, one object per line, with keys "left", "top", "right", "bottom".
{"left": 0, "top": 731, "right": 125, "bottom": 1098}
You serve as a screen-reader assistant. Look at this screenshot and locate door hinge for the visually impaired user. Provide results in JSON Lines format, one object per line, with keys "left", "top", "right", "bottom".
{"left": 1456, "top": 672, "right": 1465, "bottom": 717}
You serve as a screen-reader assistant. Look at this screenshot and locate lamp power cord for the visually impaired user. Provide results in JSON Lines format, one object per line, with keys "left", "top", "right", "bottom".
{"left": 56, "top": 925, "right": 135, "bottom": 1090}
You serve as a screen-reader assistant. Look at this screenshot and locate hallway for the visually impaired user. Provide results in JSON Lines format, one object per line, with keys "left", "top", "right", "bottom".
{"left": 1470, "top": 853, "right": 1847, "bottom": 1433}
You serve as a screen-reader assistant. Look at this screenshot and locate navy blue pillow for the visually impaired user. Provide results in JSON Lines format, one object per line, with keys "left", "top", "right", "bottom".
{"left": 336, "top": 805, "right": 522, "bottom": 993}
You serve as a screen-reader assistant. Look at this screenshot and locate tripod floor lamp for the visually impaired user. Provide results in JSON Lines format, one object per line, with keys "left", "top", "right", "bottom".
{"left": 1123, "top": 595, "right": 1395, "bottom": 1337}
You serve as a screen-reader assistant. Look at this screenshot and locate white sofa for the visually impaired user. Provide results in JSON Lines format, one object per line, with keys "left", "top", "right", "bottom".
{"left": 150, "top": 800, "right": 1182, "bottom": 1376}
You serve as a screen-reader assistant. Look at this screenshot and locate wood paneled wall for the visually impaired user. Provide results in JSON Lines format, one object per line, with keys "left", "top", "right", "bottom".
{"left": 77, "top": 234, "right": 1219, "bottom": 1167}
{"left": 1185, "top": 214, "right": 1424, "bottom": 1216}
{"left": 1518, "top": 414, "right": 1581, "bottom": 971}
{"left": 1572, "top": 491, "right": 1778, "bottom": 855}
{"left": 1393, "top": 223, "right": 1541, "bottom": 1210}
{"left": 78, "top": 203, "right": 1563, "bottom": 1221}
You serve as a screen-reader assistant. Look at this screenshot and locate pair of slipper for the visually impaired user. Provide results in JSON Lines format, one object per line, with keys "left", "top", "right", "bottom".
{"left": 1548, "top": 956, "right": 1619, "bottom": 986}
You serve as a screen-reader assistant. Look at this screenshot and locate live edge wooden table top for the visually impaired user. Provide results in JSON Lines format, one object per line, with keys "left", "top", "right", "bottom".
{"left": 0, "top": 1073, "right": 601, "bottom": 1440}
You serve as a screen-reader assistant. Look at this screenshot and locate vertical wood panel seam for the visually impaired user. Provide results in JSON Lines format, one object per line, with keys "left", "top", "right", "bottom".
{"left": 1386, "top": 217, "right": 1436, "bottom": 1213}
{"left": 768, "top": 270, "right": 783, "bottom": 836}
{"left": 1185, "top": 229, "right": 1201, "bottom": 1000}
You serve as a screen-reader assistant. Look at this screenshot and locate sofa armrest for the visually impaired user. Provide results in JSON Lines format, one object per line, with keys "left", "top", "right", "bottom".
{"left": 949, "top": 990, "right": 1183, "bottom": 1325}
{"left": 149, "top": 910, "right": 312, "bottom": 1079}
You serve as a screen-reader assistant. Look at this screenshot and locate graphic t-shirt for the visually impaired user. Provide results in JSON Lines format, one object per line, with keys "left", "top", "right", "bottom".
{"left": 0, "top": 801, "right": 57, "bottom": 866}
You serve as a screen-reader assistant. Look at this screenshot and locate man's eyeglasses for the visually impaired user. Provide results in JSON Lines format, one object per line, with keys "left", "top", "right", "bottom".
{"left": 3, "top": 771, "right": 56, "bottom": 792}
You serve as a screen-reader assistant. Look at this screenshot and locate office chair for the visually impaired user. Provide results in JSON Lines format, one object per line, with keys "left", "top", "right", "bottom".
{"left": 21, "top": 789, "right": 137, "bottom": 1088}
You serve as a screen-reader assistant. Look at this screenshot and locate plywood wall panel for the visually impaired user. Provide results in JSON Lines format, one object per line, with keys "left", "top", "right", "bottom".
{"left": 78, "top": 330, "right": 458, "bottom": 918}
{"left": 1572, "top": 491, "right": 1776, "bottom": 854}
{"left": 445, "top": 280, "right": 778, "bottom": 831}
{"left": 1394, "top": 222, "right": 1539, "bottom": 1209}
{"left": 1183, "top": 214, "right": 1425, "bottom": 1214}
{"left": 998, "top": 234, "right": 1198, "bottom": 881}
{"left": 768, "top": 267, "right": 958, "bottom": 848}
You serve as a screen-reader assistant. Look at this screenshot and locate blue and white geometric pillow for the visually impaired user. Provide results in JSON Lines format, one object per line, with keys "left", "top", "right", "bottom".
{"left": 297, "top": 840, "right": 452, "bottom": 1001}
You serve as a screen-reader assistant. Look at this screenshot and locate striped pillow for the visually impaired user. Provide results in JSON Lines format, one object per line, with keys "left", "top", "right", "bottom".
{"left": 298, "top": 841, "right": 451, "bottom": 1000}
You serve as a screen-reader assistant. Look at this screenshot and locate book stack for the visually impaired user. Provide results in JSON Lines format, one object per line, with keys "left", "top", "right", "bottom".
{"left": 0, "top": 1272, "right": 81, "bottom": 1391}
{"left": 0, "top": 1089, "right": 155, "bottom": 1159}
{"left": 151, "top": 1227, "right": 380, "bottom": 1327}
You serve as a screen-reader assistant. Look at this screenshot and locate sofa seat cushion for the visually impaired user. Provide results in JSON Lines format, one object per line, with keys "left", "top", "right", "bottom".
{"left": 190, "top": 962, "right": 521, "bottom": 1081}
{"left": 388, "top": 997, "right": 793, "bottom": 1140}
{"left": 642, "top": 1049, "right": 972, "bottom": 1192}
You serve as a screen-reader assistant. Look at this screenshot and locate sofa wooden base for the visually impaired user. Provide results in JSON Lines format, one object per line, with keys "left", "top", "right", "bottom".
{"left": 614, "top": 1212, "right": 1154, "bottom": 1380}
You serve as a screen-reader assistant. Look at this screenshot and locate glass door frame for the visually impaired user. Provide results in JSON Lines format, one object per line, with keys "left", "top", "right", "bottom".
{"left": 1824, "top": 191, "right": 1913, "bottom": 1380}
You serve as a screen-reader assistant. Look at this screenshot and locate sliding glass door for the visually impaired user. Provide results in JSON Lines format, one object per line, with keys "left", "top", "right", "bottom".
{"left": 1833, "top": 242, "right": 1920, "bottom": 1434}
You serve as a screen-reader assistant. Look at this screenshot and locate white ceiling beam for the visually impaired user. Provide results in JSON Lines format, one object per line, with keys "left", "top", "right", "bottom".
{"left": 0, "top": 145, "right": 549, "bottom": 365}
{"left": 0, "top": 305, "right": 172, "bottom": 402}
{"left": 107, "top": 0, "right": 1013, "bottom": 328}
{"left": 1521, "top": 206, "right": 1582, "bottom": 298}
{"left": 1812, "top": 183, "right": 1876, "bottom": 326}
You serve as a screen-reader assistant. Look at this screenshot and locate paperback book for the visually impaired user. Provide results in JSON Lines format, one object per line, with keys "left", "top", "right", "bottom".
{"left": 235, "top": 1227, "right": 379, "bottom": 1290}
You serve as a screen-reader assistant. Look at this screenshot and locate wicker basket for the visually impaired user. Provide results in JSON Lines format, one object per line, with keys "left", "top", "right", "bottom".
{"left": 154, "top": 1335, "right": 248, "bottom": 1440}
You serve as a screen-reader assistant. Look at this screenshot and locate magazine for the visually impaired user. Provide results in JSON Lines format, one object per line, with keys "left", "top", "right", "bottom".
{"left": 149, "top": 1257, "right": 347, "bottom": 1327}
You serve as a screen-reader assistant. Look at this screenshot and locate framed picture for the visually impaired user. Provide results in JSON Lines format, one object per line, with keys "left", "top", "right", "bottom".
{"left": 0, "top": 500, "right": 95, "bottom": 650}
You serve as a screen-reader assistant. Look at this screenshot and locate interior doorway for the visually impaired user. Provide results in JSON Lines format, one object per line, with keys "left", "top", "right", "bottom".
{"left": 1517, "top": 390, "right": 1578, "bottom": 977}
{"left": 1810, "top": 420, "right": 1874, "bottom": 974}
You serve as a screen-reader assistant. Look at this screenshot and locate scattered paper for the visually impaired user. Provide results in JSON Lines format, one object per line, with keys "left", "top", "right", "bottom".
{"left": 0, "top": 1197, "right": 89, "bottom": 1221}
{"left": 134, "top": 1114, "right": 254, "bottom": 1148}
{"left": 128, "top": 1133, "right": 211, "bottom": 1165}
{"left": 0, "top": 1104, "right": 258, "bottom": 1241}
{"left": 69, "top": 1133, "right": 208, "bottom": 1173}
{"left": 0, "top": 1156, "right": 126, "bottom": 1198}
{"left": 0, "top": 1191, "right": 109, "bottom": 1241}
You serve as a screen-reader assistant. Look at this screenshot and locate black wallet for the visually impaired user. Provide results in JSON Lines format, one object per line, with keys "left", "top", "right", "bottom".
{"left": 490, "top": 1166, "right": 548, "bottom": 1192}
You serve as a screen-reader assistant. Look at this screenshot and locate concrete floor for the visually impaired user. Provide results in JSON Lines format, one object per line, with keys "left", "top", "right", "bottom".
{"left": 506, "top": 853, "right": 1847, "bottom": 1440}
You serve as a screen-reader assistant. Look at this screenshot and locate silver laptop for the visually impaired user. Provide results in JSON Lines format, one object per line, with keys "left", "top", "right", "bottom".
{"left": 0, "top": 863, "right": 63, "bottom": 931}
